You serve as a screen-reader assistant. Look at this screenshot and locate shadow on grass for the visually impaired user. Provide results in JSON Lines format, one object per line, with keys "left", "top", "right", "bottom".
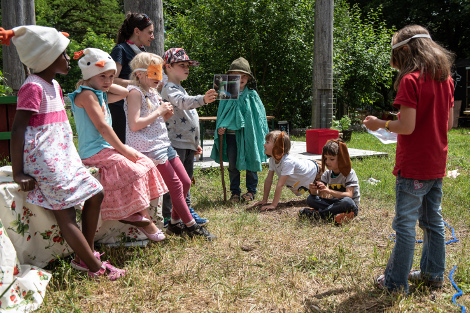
{"left": 303, "top": 288, "right": 395, "bottom": 312}
{"left": 195, "top": 197, "right": 235, "bottom": 210}
{"left": 245, "top": 198, "right": 308, "bottom": 212}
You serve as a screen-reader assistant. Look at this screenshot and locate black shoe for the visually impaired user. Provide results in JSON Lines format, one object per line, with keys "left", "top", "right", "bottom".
{"left": 185, "top": 224, "right": 217, "bottom": 241}
{"left": 299, "top": 208, "right": 320, "bottom": 220}
{"left": 166, "top": 221, "right": 186, "bottom": 236}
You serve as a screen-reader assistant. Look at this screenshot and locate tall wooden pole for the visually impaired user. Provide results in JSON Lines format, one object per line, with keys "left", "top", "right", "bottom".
{"left": 123, "top": 0, "right": 165, "bottom": 57}
{"left": 311, "top": 0, "right": 334, "bottom": 129}
{"left": 1, "top": 0, "right": 35, "bottom": 94}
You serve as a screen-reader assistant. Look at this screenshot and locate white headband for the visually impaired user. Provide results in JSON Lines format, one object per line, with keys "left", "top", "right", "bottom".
{"left": 391, "top": 34, "right": 432, "bottom": 50}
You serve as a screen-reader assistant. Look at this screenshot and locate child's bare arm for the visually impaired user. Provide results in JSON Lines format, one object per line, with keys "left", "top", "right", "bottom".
{"left": 107, "top": 84, "right": 129, "bottom": 103}
{"left": 363, "top": 106, "right": 416, "bottom": 135}
{"left": 76, "top": 91, "right": 139, "bottom": 162}
{"left": 254, "top": 170, "right": 274, "bottom": 206}
{"left": 113, "top": 63, "right": 132, "bottom": 87}
{"left": 10, "top": 110, "right": 37, "bottom": 191}
{"left": 261, "top": 175, "right": 288, "bottom": 211}
{"left": 127, "top": 90, "right": 172, "bottom": 131}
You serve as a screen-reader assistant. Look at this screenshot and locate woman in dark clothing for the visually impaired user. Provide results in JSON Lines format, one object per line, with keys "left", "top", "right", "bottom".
{"left": 109, "top": 12, "right": 155, "bottom": 143}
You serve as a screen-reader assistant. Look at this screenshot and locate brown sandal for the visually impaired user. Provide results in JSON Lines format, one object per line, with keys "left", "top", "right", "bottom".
{"left": 242, "top": 192, "right": 254, "bottom": 202}
{"left": 230, "top": 194, "right": 241, "bottom": 203}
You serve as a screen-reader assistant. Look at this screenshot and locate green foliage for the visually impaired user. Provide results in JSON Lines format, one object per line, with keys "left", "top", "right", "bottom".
{"left": 164, "top": 0, "right": 315, "bottom": 128}
{"left": 35, "top": 0, "right": 124, "bottom": 43}
{"left": 0, "top": 69, "right": 13, "bottom": 96}
{"left": 332, "top": 115, "right": 351, "bottom": 131}
{"left": 0, "top": 1, "right": 123, "bottom": 93}
{"left": 348, "top": 0, "right": 470, "bottom": 58}
{"left": 164, "top": 0, "right": 395, "bottom": 127}
{"left": 57, "top": 29, "right": 116, "bottom": 93}
{"left": 333, "top": 1, "right": 396, "bottom": 114}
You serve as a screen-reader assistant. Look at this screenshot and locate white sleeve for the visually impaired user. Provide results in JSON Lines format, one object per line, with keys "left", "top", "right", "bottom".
{"left": 268, "top": 157, "right": 275, "bottom": 171}
{"left": 280, "top": 157, "right": 295, "bottom": 176}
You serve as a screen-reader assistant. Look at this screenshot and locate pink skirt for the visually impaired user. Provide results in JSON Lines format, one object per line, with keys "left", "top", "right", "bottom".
{"left": 82, "top": 148, "right": 168, "bottom": 220}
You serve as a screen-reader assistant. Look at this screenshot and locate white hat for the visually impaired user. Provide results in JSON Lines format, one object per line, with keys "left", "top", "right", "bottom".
{"left": 76, "top": 48, "right": 117, "bottom": 80}
{"left": 11, "top": 25, "right": 69, "bottom": 73}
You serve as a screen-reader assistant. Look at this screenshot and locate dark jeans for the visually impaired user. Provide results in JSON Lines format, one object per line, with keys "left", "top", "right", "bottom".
{"left": 226, "top": 134, "right": 258, "bottom": 196}
{"left": 306, "top": 195, "right": 358, "bottom": 219}
{"left": 108, "top": 100, "right": 126, "bottom": 144}
{"left": 162, "top": 148, "right": 195, "bottom": 219}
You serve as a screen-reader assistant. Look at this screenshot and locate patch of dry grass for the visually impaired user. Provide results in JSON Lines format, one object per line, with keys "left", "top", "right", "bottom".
{"left": 38, "top": 130, "right": 470, "bottom": 312}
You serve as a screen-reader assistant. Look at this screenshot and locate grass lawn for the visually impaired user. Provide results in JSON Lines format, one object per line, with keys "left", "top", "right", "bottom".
{"left": 38, "top": 129, "right": 470, "bottom": 312}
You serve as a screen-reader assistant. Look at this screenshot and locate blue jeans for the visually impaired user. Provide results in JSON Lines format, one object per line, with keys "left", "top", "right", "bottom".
{"left": 384, "top": 174, "right": 445, "bottom": 293}
{"left": 306, "top": 195, "right": 358, "bottom": 218}
{"left": 226, "top": 134, "right": 258, "bottom": 196}
{"left": 162, "top": 147, "right": 194, "bottom": 219}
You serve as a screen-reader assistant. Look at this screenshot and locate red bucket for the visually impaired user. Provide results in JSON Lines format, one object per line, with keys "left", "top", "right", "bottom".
{"left": 306, "top": 129, "right": 339, "bottom": 154}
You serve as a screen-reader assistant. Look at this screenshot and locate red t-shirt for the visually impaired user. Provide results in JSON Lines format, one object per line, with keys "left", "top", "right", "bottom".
{"left": 392, "top": 71, "right": 454, "bottom": 180}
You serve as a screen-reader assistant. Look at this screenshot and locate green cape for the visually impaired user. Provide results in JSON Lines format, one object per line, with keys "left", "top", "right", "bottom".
{"left": 210, "top": 88, "right": 269, "bottom": 172}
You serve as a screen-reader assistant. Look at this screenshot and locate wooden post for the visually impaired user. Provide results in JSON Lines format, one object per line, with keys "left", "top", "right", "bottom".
{"left": 311, "top": 0, "right": 334, "bottom": 129}
{"left": 1, "top": 0, "right": 36, "bottom": 94}
{"left": 123, "top": 0, "right": 165, "bottom": 57}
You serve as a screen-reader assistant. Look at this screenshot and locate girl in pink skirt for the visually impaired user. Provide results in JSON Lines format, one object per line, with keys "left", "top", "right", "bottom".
{"left": 124, "top": 52, "right": 216, "bottom": 241}
{"left": 69, "top": 48, "right": 168, "bottom": 241}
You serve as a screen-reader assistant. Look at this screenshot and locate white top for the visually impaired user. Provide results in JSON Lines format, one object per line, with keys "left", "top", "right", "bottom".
{"left": 269, "top": 154, "right": 318, "bottom": 196}
{"left": 124, "top": 85, "right": 171, "bottom": 157}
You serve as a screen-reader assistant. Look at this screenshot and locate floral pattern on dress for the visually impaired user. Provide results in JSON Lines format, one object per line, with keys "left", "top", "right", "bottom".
{"left": 23, "top": 120, "right": 102, "bottom": 210}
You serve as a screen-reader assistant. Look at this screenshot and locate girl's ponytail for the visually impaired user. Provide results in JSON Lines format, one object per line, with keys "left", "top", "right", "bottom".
{"left": 116, "top": 12, "right": 153, "bottom": 44}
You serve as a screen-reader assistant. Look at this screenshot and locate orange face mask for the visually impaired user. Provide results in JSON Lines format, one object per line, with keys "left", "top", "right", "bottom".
{"left": 134, "top": 64, "right": 163, "bottom": 80}
{"left": 147, "top": 64, "right": 163, "bottom": 80}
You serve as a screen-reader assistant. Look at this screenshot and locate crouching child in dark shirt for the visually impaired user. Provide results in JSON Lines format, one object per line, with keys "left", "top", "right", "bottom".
{"left": 299, "top": 139, "right": 360, "bottom": 225}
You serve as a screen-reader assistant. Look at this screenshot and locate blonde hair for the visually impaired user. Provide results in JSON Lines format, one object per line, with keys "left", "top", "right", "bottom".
{"left": 129, "top": 52, "right": 164, "bottom": 110}
{"left": 75, "top": 79, "right": 86, "bottom": 90}
{"left": 390, "top": 25, "right": 455, "bottom": 91}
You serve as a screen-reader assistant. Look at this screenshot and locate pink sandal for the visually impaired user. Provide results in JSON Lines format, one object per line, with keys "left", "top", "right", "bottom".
{"left": 138, "top": 227, "right": 166, "bottom": 242}
{"left": 71, "top": 251, "right": 104, "bottom": 271}
{"left": 119, "top": 213, "right": 151, "bottom": 227}
{"left": 88, "top": 261, "right": 126, "bottom": 281}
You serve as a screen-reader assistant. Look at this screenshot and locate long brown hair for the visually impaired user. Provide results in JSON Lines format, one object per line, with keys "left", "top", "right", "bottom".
{"left": 116, "top": 12, "right": 153, "bottom": 44}
{"left": 390, "top": 25, "right": 455, "bottom": 91}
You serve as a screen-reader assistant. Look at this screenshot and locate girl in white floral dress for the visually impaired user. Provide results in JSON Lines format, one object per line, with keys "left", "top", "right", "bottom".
{"left": 6, "top": 26, "right": 125, "bottom": 280}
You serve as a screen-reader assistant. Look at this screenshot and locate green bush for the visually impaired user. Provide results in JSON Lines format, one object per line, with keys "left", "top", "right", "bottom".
{"left": 0, "top": 69, "right": 13, "bottom": 96}
{"left": 164, "top": 0, "right": 395, "bottom": 128}
{"left": 333, "top": 2, "right": 395, "bottom": 114}
{"left": 164, "top": 0, "right": 315, "bottom": 127}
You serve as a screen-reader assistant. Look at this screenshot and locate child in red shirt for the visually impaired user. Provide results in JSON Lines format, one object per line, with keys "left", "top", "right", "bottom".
{"left": 363, "top": 25, "right": 454, "bottom": 293}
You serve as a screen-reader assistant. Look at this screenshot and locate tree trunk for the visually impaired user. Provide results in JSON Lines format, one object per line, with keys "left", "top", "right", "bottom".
{"left": 311, "top": 0, "right": 334, "bottom": 129}
{"left": 1, "top": 0, "right": 35, "bottom": 94}
{"left": 123, "top": 0, "right": 164, "bottom": 57}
